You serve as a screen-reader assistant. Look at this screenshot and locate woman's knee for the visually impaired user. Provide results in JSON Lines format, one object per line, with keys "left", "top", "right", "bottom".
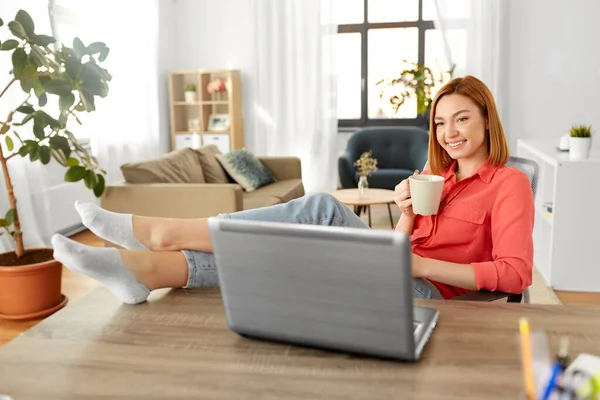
{"left": 305, "top": 193, "right": 344, "bottom": 218}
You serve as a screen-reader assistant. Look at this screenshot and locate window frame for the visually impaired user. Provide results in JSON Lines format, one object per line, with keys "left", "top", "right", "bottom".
{"left": 337, "top": 0, "right": 435, "bottom": 130}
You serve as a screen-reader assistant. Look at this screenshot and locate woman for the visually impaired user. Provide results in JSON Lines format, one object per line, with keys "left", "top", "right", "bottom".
{"left": 53, "top": 75, "right": 534, "bottom": 304}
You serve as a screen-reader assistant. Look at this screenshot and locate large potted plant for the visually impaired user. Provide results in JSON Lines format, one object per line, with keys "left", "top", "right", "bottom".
{"left": 376, "top": 61, "right": 455, "bottom": 129}
{"left": 0, "top": 10, "right": 110, "bottom": 320}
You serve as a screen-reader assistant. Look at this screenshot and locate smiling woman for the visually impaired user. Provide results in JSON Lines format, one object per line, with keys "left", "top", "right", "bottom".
{"left": 394, "top": 75, "right": 533, "bottom": 300}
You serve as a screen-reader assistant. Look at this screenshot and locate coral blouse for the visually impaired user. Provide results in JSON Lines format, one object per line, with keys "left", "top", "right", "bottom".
{"left": 399, "top": 161, "right": 535, "bottom": 299}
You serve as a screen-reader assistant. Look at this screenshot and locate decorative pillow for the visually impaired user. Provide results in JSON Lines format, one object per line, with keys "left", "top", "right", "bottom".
{"left": 121, "top": 148, "right": 205, "bottom": 184}
{"left": 215, "top": 149, "right": 276, "bottom": 192}
{"left": 194, "top": 145, "right": 229, "bottom": 184}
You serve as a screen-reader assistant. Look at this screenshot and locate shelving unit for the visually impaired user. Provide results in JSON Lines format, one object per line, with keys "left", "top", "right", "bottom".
{"left": 168, "top": 69, "right": 244, "bottom": 153}
{"left": 517, "top": 139, "right": 600, "bottom": 292}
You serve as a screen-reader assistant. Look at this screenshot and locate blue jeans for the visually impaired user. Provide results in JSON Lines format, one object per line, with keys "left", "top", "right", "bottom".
{"left": 181, "top": 193, "right": 443, "bottom": 300}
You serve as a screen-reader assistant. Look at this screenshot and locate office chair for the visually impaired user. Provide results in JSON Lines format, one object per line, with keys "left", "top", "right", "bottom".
{"left": 452, "top": 156, "right": 540, "bottom": 303}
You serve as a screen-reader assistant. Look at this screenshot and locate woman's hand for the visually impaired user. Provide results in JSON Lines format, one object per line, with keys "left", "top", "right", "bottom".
{"left": 394, "top": 170, "right": 420, "bottom": 219}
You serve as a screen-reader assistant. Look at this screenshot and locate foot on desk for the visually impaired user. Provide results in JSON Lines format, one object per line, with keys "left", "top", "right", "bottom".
{"left": 52, "top": 234, "right": 150, "bottom": 304}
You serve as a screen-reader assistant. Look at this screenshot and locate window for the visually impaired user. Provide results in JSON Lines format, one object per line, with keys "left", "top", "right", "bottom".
{"left": 333, "top": 0, "right": 449, "bottom": 129}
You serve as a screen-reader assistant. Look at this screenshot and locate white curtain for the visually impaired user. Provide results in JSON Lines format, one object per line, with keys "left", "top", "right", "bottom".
{"left": 0, "top": 0, "right": 54, "bottom": 252}
{"left": 432, "top": 0, "right": 507, "bottom": 117}
{"left": 51, "top": 0, "right": 161, "bottom": 183}
{"left": 250, "top": 0, "right": 338, "bottom": 194}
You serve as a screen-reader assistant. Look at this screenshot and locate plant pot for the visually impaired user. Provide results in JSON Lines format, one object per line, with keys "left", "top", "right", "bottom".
{"left": 0, "top": 249, "right": 67, "bottom": 320}
{"left": 184, "top": 91, "right": 196, "bottom": 103}
{"left": 569, "top": 137, "right": 592, "bottom": 160}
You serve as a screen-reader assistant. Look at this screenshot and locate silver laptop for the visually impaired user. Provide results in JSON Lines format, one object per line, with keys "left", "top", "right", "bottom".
{"left": 208, "top": 218, "right": 439, "bottom": 361}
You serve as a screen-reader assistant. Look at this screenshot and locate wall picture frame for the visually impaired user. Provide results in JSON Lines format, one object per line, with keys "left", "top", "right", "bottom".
{"left": 207, "top": 113, "right": 230, "bottom": 132}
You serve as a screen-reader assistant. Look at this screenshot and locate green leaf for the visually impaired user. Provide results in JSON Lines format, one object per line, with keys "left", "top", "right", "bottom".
{"left": 49, "top": 135, "right": 71, "bottom": 159}
{"left": 93, "top": 174, "right": 105, "bottom": 197}
{"left": 33, "top": 123, "right": 45, "bottom": 140}
{"left": 29, "top": 147, "right": 39, "bottom": 161}
{"left": 84, "top": 170, "right": 97, "bottom": 189}
{"left": 0, "top": 125, "right": 10, "bottom": 135}
{"left": 86, "top": 42, "right": 106, "bottom": 55}
{"left": 11, "top": 47, "right": 26, "bottom": 77}
{"left": 18, "top": 145, "right": 30, "bottom": 157}
{"left": 1, "top": 39, "right": 19, "bottom": 51}
{"left": 0, "top": 17, "right": 4, "bottom": 27}
{"left": 38, "top": 93, "right": 47, "bottom": 107}
{"left": 74, "top": 103, "right": 86, "bottom": 112}
{"left": 38, "top": 145, "right": 51, "bottom": 164}
{"left": 17, "top": 105, "right": 34, "bottom": 114}
{"left": 59, "top": 93, "right": 75, "bottom": 112}
{"left": 30, "top": 34, "right": 55, "bottom": 47}
{"left": 78, "top": 89, "right": 95, "bottom": 112}
{"left": 42, "top": 78, "right": 72, "bottom": 96}
{"left": 65, "top": 58, "right": 81, "bottom": 79}
{"left": 6, "top": 136, "right": 14, "bottom": 152}
{"left": 73, "top": 37, "right": 86, "bottom": 57}
{"left": 5, "top": 209, "right": 14, "bottom": 225}
{"left": 99, "top": 47, "right": 109, "bottom": 62}
{"left": 30, "top": 45, "right": 46, "bottom": 67}
{"left": 0, "top": 219, "right": 8, "bottom": 228}
{"left": 8, "top": 21, "right": 27, "bottom": 40}
{"left": 65, "top": 165, "right": 86, "bottom": 182}
{"left": 21, "top": 114, "right": 35, "bottom": 125}
{"left": 20, "top": 76, "right": 34, "bottom": 92}
{"left": 66, "top": 157, "right": 79, "bottom": 167}
{"left": 15, "top": 10, "right": 35, "bottom": 35}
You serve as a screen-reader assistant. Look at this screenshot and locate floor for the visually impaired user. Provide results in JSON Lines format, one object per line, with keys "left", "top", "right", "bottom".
{"left": 1, "top": 204, "right": 599, "bottom": 346}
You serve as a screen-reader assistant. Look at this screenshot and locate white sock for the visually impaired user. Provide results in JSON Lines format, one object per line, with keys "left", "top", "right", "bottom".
{"left": 52, "top": 234, "right": 150, "bottom": 304}
{"left": 75, "top": 201, "right": 148, "bottom": 251}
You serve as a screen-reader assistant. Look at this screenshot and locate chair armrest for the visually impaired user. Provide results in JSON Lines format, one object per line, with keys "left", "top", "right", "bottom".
{"left": 453, "top": 291, "right": 522, "bottom": 303}
{"left": 338, "top": 151, "right": 357, "bottom": 189}
{"left": 101, "top": 182, "right": 243, "bottom": 218}
{"left": 259, "top": 157, "right": 302, "bottom": 180}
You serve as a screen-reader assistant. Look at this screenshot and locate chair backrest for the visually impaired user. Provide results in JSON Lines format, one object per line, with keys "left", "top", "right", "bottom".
{"left": 506, "top": 156, "right": 539, "bottom": 200}
{"left": 347, "top": 126, "right": 429, "bottom": 170}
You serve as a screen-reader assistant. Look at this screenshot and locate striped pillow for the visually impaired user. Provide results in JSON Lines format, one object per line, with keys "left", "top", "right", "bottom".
{"left": 215, "top": 149, "right": 276, "bottom": 192}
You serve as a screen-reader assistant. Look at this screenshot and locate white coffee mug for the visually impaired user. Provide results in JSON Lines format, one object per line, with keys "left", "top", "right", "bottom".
{"left": 408, "top": 175, "right": 445, "bottom": 216}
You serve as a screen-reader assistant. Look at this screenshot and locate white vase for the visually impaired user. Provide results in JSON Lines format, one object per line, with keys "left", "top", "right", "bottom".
{"left": 357, "top": 175, "right": 369, "bottom": 197}
{"left": 569, "top": 137, "right": 592, "bottom": 160}
{"left": 184, "top": 91, "right": 196, "bottom": 103}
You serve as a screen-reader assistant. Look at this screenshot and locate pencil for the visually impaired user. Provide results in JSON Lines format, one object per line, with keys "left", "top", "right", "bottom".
{"left": 519, "top": 318, "right": 536, "bottom": 400}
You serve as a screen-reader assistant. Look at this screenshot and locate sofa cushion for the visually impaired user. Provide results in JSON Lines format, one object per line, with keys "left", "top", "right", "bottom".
{"left": 120, "top": 148, "right": 205, "bottom": 184}
{"left": 216, "top": 149, "right": 276, "bottom": 192}
{"left": 194, "top": 145, "right": 229, "bottom": 184}
{"left": 242, "top": 193, "right": 282, "bottom": 210}
{"left": 248, "top": 179, "right": 304, "bottom": 203}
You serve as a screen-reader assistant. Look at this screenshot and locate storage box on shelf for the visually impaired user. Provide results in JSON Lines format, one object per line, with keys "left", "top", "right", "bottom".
{"left": 517, "top": 138, "right": 600, "bottom": 292}
{"left": 168, "top": 69, "right": 243, "bottom": 153}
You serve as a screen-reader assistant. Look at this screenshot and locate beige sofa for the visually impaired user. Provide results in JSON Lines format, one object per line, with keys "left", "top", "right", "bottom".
{"left": 101, "top": 146, "right": 305, "bottom": 218}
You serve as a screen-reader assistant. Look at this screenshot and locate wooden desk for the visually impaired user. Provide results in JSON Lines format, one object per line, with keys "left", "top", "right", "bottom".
{"left": 1, "top": 288, "right": 600, "bottom": 399}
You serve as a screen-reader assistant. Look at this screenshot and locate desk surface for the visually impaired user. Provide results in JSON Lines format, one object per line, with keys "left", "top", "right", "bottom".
{"left": 1, "top": 288, "right": 600, "bottom": 399}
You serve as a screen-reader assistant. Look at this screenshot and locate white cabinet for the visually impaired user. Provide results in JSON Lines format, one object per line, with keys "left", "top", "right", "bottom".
{"left": 517, "top": 139, "right": 600, "bottom": 292}
{"left": 174, "top": 133, "right": 201, "bottom": 150}
{"left": 203, "top": 133, "right": 230, "bottom": 154}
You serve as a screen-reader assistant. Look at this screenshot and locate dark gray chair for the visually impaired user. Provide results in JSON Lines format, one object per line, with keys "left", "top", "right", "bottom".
{"left": 338, "top": 127, "right": 429, "bottom": 191}
{"left": 453, "top": 156, "right": 539, "bottom": 303}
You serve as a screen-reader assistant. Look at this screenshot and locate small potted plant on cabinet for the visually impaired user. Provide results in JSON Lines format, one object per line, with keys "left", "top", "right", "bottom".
{"left": 0, "top": 9, "right": 109, "bottom": 320}
{"left": 569, "top": 124, "right": 592, "bottom": 160}
{"left": 184, "top": 83, "right": 197, "bottom": 103}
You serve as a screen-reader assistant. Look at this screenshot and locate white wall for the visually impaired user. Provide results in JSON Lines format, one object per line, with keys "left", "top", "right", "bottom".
{"left": 505, "top": 0, "right": 600, "bottom": 153}
{"left": 168, "top": 0, "right": 257, "bottom": 150}
{"left": 157, "top": 0, "right": 177, "bottom": 154}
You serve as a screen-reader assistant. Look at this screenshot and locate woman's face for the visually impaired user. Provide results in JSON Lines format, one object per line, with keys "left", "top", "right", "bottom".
{"left": 433, "top": 94, "right": 489, "bottom": 161}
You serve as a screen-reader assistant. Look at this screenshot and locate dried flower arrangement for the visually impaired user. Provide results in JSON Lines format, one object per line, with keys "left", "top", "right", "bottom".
{"left": 354, "top": 151, "right": 378, "bottom": 177}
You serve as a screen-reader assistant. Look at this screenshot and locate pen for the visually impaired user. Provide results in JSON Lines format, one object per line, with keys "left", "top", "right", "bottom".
{"left": 541, "top": 361, "right": 562, "bottom": 400}
{"left": 519, "top": 318, "right": 536, "bottom": 400}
